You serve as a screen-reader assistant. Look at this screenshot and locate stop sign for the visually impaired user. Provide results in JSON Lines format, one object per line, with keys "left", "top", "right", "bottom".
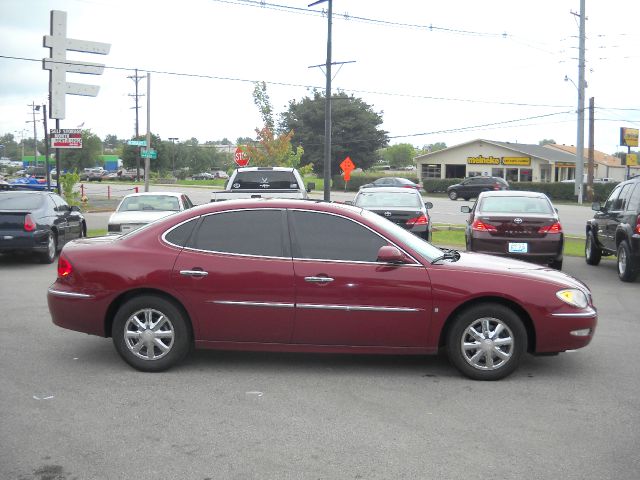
{"left": 234, "top": 147, "right": 249, "bottom": 167}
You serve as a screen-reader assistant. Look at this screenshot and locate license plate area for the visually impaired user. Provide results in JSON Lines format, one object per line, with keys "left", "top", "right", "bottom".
{"left": 508, "top": 242, "right": 528, "bottom": 253}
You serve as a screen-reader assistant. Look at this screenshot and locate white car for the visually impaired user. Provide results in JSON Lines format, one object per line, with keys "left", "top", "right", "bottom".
{"left": 108, "top": 192, "right": 195, "bottom": 234}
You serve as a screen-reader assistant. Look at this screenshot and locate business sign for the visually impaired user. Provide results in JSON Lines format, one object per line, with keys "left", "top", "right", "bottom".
{"left": 620, "top": 127, "right": 639, "bottom": 147}
{"left": 50, "top": 128, "right": 82, "bottom": 148}
{"left": 467, "top": 155, "right": 500, "bottom": 165}
{"left": 502, "top": 157, "right": 531, "bottom": 166}
{"left": 626, "top": 153, "right": 638, "bottom": 166}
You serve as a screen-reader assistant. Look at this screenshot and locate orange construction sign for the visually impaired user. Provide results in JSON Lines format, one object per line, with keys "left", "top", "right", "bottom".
{"left": 340, "top": 157, "right": 356, "bottom": 181}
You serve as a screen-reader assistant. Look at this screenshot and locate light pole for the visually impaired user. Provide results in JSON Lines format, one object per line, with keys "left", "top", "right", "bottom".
{"left": 168, "top": 137, "right": 178, "bottom": 177}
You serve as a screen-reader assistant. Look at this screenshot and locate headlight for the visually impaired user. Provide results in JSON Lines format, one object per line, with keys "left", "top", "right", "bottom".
{"left": 556, "top": 289, "right": 588, "bottom": 309}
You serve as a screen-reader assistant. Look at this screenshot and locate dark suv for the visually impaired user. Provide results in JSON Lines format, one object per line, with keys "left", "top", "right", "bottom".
{"left": 585, "top": 176, "right": 640, "bottom": 282}
{"left": 447, "top": 176, "right": 509, "bottom": 201}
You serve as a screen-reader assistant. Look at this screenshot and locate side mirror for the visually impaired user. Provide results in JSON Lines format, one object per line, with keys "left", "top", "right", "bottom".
{"left": 461, "top": 206, "right": 471, "bottom": 213}
{"left": 70, "top": 205, "right": 81, "bottom": 212}
{"left": 306, "top": 182, "right": 315, "bottom": 193}
{"left": 424, "top": 201, "right": 433, "bottom": 209}
{"left": 591, "top": 201, "right": 602, "bottom": 212}
{"left": 377, "top": 245, "right": 407, "bottom": 264}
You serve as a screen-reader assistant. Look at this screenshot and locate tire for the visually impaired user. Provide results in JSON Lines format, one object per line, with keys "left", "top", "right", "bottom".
{"left": 448, "top": 190, "right": 458, "bottom": 200}
{"left": 80, "top": 221, "right": 87, "bottom": 238}
{"left": 617, "top": 240, "right": 639, "bottom": 282}
{"left": 112, "top": 295, "right": 192, "bottom": 372}
{"left": 39, "top": 231, "right": 57, "bottom": 264}
{"left": 585, "top": 231, "right": 601, "bottom": 266}
{"left": 446, "top": 303, "right": 527, "bottom": 380}
{"left": 549, "top": 259, "right": 563, "bottom": 270}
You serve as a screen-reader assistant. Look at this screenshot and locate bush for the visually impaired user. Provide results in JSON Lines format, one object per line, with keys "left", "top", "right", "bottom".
{"left": 60, "top": 171, "right": 81, "bottom": 206}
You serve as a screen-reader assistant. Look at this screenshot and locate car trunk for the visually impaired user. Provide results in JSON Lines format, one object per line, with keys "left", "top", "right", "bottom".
{"left": 474, "top": 214, "right": 561, "bottom": 255}
{"left": 0, "top": 211, "right": 29, "bottom": 231}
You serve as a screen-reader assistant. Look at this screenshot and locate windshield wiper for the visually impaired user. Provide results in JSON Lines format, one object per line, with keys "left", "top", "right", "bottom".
{"left": 431, "top": 248, "right": 461, "bottom": 264}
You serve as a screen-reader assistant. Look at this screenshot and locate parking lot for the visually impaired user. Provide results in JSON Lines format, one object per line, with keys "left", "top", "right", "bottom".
{"left": 1, "top": 251, "right": 638, "bottom": 479}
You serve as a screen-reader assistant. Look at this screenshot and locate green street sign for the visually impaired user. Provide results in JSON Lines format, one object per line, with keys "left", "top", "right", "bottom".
{"left": 127, "top": 140, "right": 147, "bottom": 146}
{"left": 140, "top": 148, "right": 157, "bottom": 159}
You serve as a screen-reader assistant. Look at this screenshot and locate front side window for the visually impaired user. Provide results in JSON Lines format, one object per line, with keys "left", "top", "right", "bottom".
{"left": 192, "top": 209, "right": 287, "bottom": 257}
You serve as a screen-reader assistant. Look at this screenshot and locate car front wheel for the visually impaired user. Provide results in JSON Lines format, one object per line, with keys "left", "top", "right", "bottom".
{"left": 585, "top": 231, "right": 602, "bottom": 265}
{"left": 112, "top": 295, "right": 192, "bottom": 372}
{"left": 617, "top": 240, "right": 639, "bottom": 282}
{"left": 448, "top": 190, "right": 458, "bottom": 200}
{"left": 446, "top": 303, "right": 527, "bottom": 380}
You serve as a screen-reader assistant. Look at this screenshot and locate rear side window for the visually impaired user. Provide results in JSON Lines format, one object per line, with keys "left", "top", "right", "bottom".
{"left": 191, "top": 210, "right": 287, "bottom": 257}
{"left": 230, "top": 171, "right": 298, "bottom": 190}
{"left": 0, "top": 193, "right": 44, "bottom": 210}
{"left": 626, "top": 184, "right": 640, "bottom": 212}
{"left": 612, "top": 184, "right": 633, "bottom": 211}
{"left": 164, "top": 218, "right": 198, "bottom": 247}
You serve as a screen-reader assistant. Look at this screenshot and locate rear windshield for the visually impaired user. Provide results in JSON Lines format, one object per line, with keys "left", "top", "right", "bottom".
{"left": 0, "top": 193, "right": 44, "bottom": 210}
{"left": 356, "top": 192, "right": 421, "bottom": 208}
{"left": 478, "top": 196, "right": 553, "bottom": 214}
{"left": 230, "top": 171, "right": 298, "bottom": 190}
{"left": 118, "top": 195, "right": 181, "bottom": 212}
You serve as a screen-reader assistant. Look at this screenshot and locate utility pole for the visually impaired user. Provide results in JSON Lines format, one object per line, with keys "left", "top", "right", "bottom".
{"left": 144, "top": 72, "right": 151, "bottom": 192}
{"left": 28, "top": 102, "right": 38, "bottom": 170}
{"left": 168, "top": 137, "right": 178, "bottom": 177}
{"left": 128, "top": 69, "right": 145, "bottom": 181}
{"left": 587, "top": 97, "right": 595, "bottom": 203}
{"left": 575, "top": 0, "right": 586, "bottom": 204}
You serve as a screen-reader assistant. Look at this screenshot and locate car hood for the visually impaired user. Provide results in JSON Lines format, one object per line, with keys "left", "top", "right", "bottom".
{"left": 444, "top": 251, "right": 588, "bottom": 290}
{"left": 108, "top": 210, "right": 177, "bottom": 224}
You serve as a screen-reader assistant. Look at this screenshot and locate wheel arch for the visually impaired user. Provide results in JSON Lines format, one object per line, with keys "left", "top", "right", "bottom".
{"left": 438, "top": 296, "right": 536, "bottom": 353}
{"left": 104, "top": 288, "right": 194, "bottom": 341}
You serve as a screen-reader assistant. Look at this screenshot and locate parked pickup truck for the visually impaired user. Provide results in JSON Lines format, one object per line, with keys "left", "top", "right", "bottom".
{"left": 211, "top": 167, "right": 313, "bottom": 202}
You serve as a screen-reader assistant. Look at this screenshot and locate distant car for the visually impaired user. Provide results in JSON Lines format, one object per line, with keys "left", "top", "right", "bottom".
{"left": 108, "top": 192, "right": 195, "bottom": 234}
{"left": 191, "top": 172, "right": 216, "bottom": 180}
{"left": 0, "top": 190, "right": 86, "bottom": 263}
{"left": 447, "top": 176, "right": 509, "bottom": 201}
{"left": 462, "top": 190, "right": 564, "bottom": 269}
{"left": 352, "top": 187, "right": 433, "bottom": 241}
{"left": 360, "top": 177, "right": 421, "bottom": 190}
{"left": 213, "top": 170, "right": 229, "bottom": 179}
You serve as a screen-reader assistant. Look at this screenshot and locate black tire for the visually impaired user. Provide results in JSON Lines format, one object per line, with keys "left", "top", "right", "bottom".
{"left": 549, "top": 259, "right": 563, "bottom": 270}
{"left": 80, "top": 221, "right": 87, "bottom": 238}
{"left": 39, "top": 231, "right": 57, "bottom": 264}
{"left": 112, "top": 295, "right": 192, "bottom": 372}
{"left": 448, "top": 190, "right": 458, "bottom": 200}
{"left": 446, "top": 303, "right": 527, "bottom": 380}
{"left": 617, "top": 240, "right": 639, "bottom": 282}
{"left": 585, "top": 231, "right": 601, "bottom": 266}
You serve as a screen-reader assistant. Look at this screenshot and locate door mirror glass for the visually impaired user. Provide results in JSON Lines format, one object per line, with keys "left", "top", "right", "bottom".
{"left": 461, "top": 205, "right": 471, "bottom": 213}
{"left": 591, "top": 201, "right": 602, "bottom": 212}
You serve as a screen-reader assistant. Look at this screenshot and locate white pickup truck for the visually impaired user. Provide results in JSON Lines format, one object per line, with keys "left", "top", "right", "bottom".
{"left": 211, "top": 166, "right": 313, "bottom": 202}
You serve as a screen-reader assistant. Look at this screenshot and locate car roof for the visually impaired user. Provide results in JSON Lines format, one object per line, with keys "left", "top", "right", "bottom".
{"left": 357, "top": 187, "right": 420, "bottom": 194}
{"left": 235, "top": 167, "right": 294, "bottom": 172}
{"left": 477, "top": 190, "right": 547, "bottom": 198}
{"left": 121, "top": 192, "right": 183, "bottom": 199}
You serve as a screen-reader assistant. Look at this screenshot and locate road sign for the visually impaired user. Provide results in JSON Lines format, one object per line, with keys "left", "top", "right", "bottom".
{"left": 340, "top": 156, "right": 356, "bottom": 181}
{"left": 234, "top": 147, "right": 249, "bottom": 167}
{"left": 127, "top": 140, "right": 146, "bottom": 146}
{"left": 141, "top": 148, "right": 157, "bottom": 159}
{"left": 50, "top": 129, "right": 82, "bottom": 149}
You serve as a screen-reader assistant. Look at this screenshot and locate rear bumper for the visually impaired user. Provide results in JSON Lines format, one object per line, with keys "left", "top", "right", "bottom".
{"left": 47, "top": 285, "right": 111, "bottom": 337}
{"left": 470, "top": 233, "right": 563, "bottom": 264}
{"left": 0, "top": 229, "right": 49, "bottom": 253}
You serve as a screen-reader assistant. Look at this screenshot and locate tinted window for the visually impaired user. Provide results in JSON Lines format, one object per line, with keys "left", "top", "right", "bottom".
{"left": 165, "top": 218, "right": 198, "bottom": 247}
{"left": 604, "top": 185, "right": 623, "bottom": 211}
{"left": 50, "top": 194, "right": 70, "bottom": 212}
{"left": 290, "top": 210, "right": 387, "bottom": 262}
{"left": 613, "top": 183, "right": 633, "bottom": 211}
{"left": 0, "top": 193, "right": 44, "bottom": 210}
{"left": 231, "top": 171, "right": 298, "bottom": 190}
{"left": 626, "top": 184, "right": 640, "bottom": 212}
{"left": 192, "top": 210, "right": 287, "bottom": 257}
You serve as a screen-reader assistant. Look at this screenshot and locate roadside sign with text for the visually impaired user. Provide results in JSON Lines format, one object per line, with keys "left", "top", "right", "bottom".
{"left": 50, "top": 129, "right": 82, "bottom": 148}
{"left": 127, "top": 140, "right": 147, "bottom": 146}
{"left": 234, "top": 146, "right": 249, "bottom": 167}
{"left": 141, "top": 148, "right": 157, "bottom": 159}
{"left": 340, "top": 156, "right": 356, "bottom": 181}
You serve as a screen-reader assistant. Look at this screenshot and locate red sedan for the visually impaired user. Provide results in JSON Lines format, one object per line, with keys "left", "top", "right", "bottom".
{"left": 48, "top": 199, "right": 597, "bottom": 380}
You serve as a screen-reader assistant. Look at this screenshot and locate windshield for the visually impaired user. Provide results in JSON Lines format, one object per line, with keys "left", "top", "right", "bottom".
{"left": 117, "top": 195, "right": 181, "bottom": 212}
{"left": 478, "top": 196, "right": 554, "bottom": 214}
{"left": 0, "top": 193, "right": 44, "bottom": 210}
{"left": 355, "top": 191, "right": 422, "bottom": 208}
{"left": 230, "top": 171, "right": 298, "bottom": 189}
{"left": 360, "top": 209, "right": 443, "bottom": 262}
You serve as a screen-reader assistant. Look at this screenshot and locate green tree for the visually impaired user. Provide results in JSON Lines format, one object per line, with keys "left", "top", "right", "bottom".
{"left": 0, "top": 133, "right": 19, "bottom": 159}
{"left": 381, "top": 143, "right": 416, "bottom": 168}
{"left": 416, "top": 142, "right": 447, "bottom": 156}
{"left": 60, "top": 130, "right": 103, "bottom": 171}
{"left": 280, "top": 91, "right": 388, "bottom": 174}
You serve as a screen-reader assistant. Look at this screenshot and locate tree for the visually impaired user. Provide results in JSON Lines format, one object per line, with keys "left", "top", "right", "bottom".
{"left": 381, "top": 143, "right": 416, "bottom": 169}
{"left": 539, "top": 139, "right": 556, "bottom": 146}
{"left": 60, "top": 130, "right": 103, "bottom": 171}
{"left": 280, "top": 91, "right": 388, "bottom": 174}
{"left": 416, "top": 142, "right": 447, "bottom": 156}
{"left": 0, "top": 133, "right": 19, "bottom": 159}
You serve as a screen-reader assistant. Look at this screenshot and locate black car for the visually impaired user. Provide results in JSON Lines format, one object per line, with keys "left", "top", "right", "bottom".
{"left": 360, "top": 177, "right": 421, "bottom": 190}
{"left": 447, "top": 176, "right": 509, "bottom": 201}
{"left": 0, "top": 191, "right": 86, "bottom": 263}
{"left": 352, "top": 187, "right": 433, "bottom": 241}
{"left": 585, "top": 176, "right": 640, "bottom": 282}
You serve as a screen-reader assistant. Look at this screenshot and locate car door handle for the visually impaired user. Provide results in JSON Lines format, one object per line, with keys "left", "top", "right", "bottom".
{"left": 180, "top": 269, "right": 208, "bottom": 277}
{"left": 304, "top": 276, "right": 334, "bottom": 283}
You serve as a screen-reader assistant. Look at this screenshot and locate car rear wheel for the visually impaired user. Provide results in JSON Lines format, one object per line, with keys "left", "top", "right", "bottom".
{"left": 585, "top": 232, "right": 601, "bottom": 265}
{"left": 448, "top": 191, "right": 458, "bottom": 200}
{"left": 39, "top": 231, "right": 57, "bottom": 264}
{"left": 112, "top": 295, "right": 191, "bottom": 372}
{"left": 617, "top": 240, "right": 639, "bottom": 282}
{"left": 446, "top": 303, "right": 527, "bottom": 380}
{"left": 549, "top": 259, "right": 563, "bottom": 270}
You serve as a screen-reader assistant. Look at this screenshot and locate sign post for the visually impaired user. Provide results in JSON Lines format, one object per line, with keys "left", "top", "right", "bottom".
{"left": 340, "top": 156, "right": 356, "bottom": 191}
{"left": 234, "top": 147, "right": 249, "bottom": 167}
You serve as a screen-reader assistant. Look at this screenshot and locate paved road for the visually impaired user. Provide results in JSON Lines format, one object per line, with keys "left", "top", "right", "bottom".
{"left": 80, "top": 183, "right": 594, "bottom": 237}
{"left": 0, "top": 255, "right": 638, "bottom": 480}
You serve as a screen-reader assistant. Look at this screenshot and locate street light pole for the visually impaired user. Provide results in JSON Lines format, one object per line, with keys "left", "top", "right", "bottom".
{"left": 575, "top": 0, "right": 586, "bottom": 204}
{"left": 168, "top": 137, "right": 178, "bottom": 177}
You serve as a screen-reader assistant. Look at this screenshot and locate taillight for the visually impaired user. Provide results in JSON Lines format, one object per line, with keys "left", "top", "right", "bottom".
{"left": 493, "top": 183, "right": 501, "bottom": 190}
{"left": 24, "top": 214, "right": 36, "bottom": 232}
{"left": 635, "top": 215, "right": 640, "bottom": 235}
{"left": 538, "top": 222, "right": 563, "bottom": 234}
{"left": 471, "top": 220, "right": 497, "bottom": 232}
{"left": 407, "top": 214, "right": 428, "bottom": 226}
{"left": 57, "top": 255, "right": 72, "bottom": 277}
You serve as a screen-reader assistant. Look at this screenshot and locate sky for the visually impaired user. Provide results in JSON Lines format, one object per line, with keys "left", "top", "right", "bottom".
{"left": 1, "top": 0, "right": 639, "bottom": 156}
